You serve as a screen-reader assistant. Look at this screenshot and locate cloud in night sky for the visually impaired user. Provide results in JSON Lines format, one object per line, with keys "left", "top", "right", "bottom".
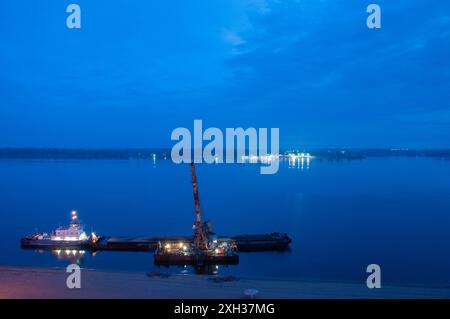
{"left": 0, "top": 0, "right": 449, "bottom": 148}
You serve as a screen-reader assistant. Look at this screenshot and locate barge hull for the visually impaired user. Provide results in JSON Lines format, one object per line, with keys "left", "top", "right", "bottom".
{"left": 154, "top": 253, "right": 239, "bottom": 265}
{"left": 21, "top": 233, "right": 292, "bottom": 252}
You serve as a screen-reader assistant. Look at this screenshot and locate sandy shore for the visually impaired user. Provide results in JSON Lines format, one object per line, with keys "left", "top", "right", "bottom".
{"left": 0, "top": 266, "right": 449, "bottom": 299}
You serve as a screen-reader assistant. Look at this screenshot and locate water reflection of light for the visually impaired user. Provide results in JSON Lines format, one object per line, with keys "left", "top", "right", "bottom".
{"left": 158, "top": 264, "right": 234, "bottom": 276}
{"left": 286, "top": 153, "right": 313, "bottom": 170}
{"left": 288, "top": 157, "right": 294, "bottom": 168}
{"left": 46, "top": 249, "right": 87, "bottom": 265}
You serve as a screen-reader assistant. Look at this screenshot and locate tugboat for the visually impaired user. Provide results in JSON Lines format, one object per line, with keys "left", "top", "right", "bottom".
{"left": 21, "top": 211, "right": 98, "bottom": 249}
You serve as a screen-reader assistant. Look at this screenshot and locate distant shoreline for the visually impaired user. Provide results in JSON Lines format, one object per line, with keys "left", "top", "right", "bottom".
{"left": 1, "top": 148, "right": 450, "bottom": 160}
{"left": 1, "top": 265, "right": 449, "bottom": 299}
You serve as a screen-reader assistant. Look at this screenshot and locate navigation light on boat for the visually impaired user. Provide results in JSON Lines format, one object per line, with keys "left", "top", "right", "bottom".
{"left": 79, "top": 232, "right": 88, "bottom": 241}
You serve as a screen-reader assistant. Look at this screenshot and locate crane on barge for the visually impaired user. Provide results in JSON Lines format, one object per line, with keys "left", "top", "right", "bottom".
{"left": 190, "top": 162, "right": 210, "bottom": 251}
{"left": 154, "top": 163, "right": 238, "bottom": 265}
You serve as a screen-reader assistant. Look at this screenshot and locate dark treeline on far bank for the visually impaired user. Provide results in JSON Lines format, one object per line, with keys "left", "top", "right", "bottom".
{"left": 0, "top": 148, "right": 169, "bottom": 160}
{"left": 1, "top": 148, "right": 450, "bottom": 161}
{"left": 308, "top": 148, "right": 450, "bottom": 160}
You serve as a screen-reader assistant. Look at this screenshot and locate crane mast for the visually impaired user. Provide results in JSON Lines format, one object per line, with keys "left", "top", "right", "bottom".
{"left": 190, "top": 163, "right": 209, "bottom": 250}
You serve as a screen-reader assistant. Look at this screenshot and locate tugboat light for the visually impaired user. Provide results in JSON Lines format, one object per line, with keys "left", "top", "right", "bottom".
{"left": 79, "top": 232, "right": 88, "bottom": 241}
{"left": 71, "top": 210, "right": 78, "bottom": 220}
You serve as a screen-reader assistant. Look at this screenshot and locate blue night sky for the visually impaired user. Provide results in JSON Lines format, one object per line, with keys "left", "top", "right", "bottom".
{"left": 1, "top": 1, "right": 449, "bottom": 148}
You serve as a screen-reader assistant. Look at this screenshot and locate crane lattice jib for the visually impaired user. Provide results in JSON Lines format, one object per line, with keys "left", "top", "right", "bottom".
{"left": 190, "top": 162, "right": 202, "bottom": 224}
{"left": 190, "top": 163, "right": 208, "bottom": 250}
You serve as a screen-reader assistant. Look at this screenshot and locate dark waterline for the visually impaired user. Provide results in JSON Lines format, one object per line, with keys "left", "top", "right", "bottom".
{"left": 1, "top": 157, "right": 450, "bottom": 286}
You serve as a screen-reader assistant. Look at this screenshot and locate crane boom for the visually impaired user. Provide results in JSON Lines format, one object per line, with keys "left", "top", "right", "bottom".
{"left": 190, "top": 162, "right": 202, "bottom": 224}
{"left": 190, "top": 163, "right": 208, "bottom": 250}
